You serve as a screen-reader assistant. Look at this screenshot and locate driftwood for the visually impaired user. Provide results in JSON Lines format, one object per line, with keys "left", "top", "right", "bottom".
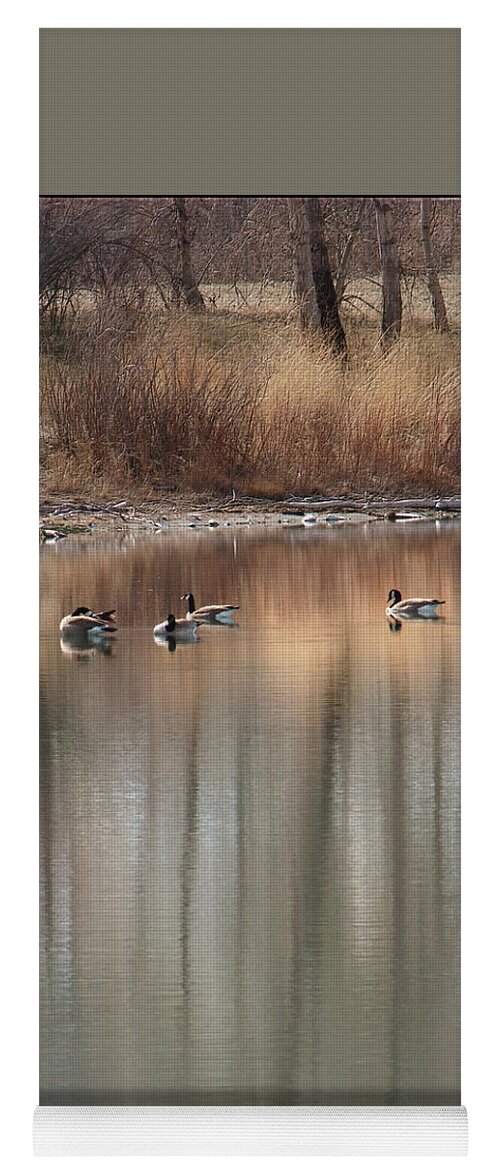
{"left": 40, "top": 494, "right": 460, "bottom": 524}
{"left": 40, "top": 500, "right": 136, "bottom": 517}
{"left": 278, "top": 496, "right": 460, "bottom": 513}
{"left": 196, "top": 496, "right": 460, "bottom": 517}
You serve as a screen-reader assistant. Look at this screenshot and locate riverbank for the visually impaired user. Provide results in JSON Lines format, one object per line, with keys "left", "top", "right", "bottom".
{"left": 40, "top": 490, "right": 460, "bottom": 539}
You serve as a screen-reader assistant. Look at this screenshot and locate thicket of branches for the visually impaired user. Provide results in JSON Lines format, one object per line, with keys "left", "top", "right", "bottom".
{"left": 40, "top": 197, "right": 460, "bottom": 341}
{"left": 40, "top": 197, "right": 460, "bottom": 500}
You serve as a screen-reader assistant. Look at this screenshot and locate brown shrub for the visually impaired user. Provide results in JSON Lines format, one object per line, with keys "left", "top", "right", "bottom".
{"left": 40, "top": 290, "right": 460, "bottom": 499}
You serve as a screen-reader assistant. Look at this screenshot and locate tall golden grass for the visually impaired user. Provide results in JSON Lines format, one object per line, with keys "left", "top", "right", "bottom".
{"left": 40, "top": 283, "right": 460, "bottom": 499}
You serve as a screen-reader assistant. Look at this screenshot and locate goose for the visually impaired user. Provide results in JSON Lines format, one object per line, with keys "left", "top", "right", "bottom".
{"left": 181, "top": 593, "right": 239, "bottom": 624}
{"left": 385, "top": 589, "right": 445, "bottom": 619}
{"left": 40, "top": 527, "right": 66, "bottom": 543}
{"left": 59, "top": 607, "right": 117, "bottom": 634}
{"left": 154, "top": 613, "right": 200, "bottom": 640}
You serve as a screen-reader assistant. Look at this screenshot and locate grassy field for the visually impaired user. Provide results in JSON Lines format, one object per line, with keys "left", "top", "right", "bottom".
{"left": 40, "top": 278, "right": 460, "bottom": 502}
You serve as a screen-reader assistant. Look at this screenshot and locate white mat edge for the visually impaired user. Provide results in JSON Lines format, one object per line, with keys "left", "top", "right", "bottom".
{"left": 33, "top": 1105, "right": 468, "bottom": 1156}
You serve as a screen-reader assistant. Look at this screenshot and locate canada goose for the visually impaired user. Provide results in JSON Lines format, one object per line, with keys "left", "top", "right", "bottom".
{"left": 154, "top": 613, "right": 200, "bottom": 640}
{"left": 59, "top": 607, "right": 117, "bottom": 634}
{"left": 181, "top": 593, "right": 239, "bottom": 624}
{"left": 385, "top": 589, "right": 445, "bottom": 619}
{"left": 40, "top": 527, "right": 66, "bottom": 543}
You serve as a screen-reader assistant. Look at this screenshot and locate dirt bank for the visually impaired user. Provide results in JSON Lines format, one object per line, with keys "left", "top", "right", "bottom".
{"left": 40, "top": 491, "right": 460, "bottom": 540}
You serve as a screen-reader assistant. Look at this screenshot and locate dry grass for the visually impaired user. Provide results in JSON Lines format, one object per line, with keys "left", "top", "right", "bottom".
{"left": 40, "top": 283, "right": 460, "bottom": 500}
{"left": 199, "top": 274, "right": 461, "bottom": 327}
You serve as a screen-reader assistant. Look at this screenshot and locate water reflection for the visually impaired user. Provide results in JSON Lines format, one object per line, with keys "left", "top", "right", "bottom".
{"left": 40, "top": 522, "right": 460, "bottom": 1105}
{"left": 59, "top": 630, "right": 117, "bottom": 659}
{"left": 154, "top": 631, "right": 202, "bottom": 654}
{"left": 385, "top": 613, "right": 444, "bottom": 634}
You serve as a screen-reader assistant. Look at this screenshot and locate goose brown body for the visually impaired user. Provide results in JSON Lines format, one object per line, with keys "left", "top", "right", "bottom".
{"left": 385, "top": 589, "right": 445, "bottom": 618}
{"left": 154, "top": 613, "right": 200, "bottom": 640}
{"left": 59, "top": 606, "right": 117, "bottom": 633}
{"left": 181, "top": 593, "right": 239, "bottom": 623}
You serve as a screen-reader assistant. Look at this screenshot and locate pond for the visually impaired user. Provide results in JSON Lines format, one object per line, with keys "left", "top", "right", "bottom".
{"left": 40, "top": 520, "right": 460, "bottom": 1105}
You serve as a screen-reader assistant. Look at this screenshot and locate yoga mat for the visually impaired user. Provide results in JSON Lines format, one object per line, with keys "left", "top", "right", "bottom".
{"left": 38, "top": 27, "right": 463, "bottom": 1156}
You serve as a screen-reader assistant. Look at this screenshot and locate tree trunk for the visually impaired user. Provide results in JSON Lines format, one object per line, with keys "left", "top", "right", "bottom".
{"left": 420, "top": 197, "right": 449, "bottom": 332}
{"left": 286, "top": 198, "right": 321, "bottom": 332}
{"left": 373, "top": 198, "right": 402, "bottom": 345}
{"left": 304, "top": 197, "right": 347, "bottom": 354}
{"left": 172, "top": 197, "right": 205, "bottom": 309}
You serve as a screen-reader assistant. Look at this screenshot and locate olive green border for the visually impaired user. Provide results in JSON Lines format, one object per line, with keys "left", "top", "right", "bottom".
{"left": 40, "top": 29, "right": 460, "bottom": 195}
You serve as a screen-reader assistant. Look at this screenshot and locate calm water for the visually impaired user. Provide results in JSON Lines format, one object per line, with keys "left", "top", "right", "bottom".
{"left": 40, "top": 521, "right": 460, "bottom": 1105}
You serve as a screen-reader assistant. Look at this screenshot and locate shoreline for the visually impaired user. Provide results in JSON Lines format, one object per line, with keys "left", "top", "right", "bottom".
{"left": 40, "top": 492, "right": 461, "bottom": 539}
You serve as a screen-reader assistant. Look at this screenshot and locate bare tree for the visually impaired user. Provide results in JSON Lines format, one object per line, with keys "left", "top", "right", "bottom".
{"left": 40, "top": 196, "right": 459, "bottom": 335}
{"left": 172, "top": 198, "right": 205, "bottom": 309}
{"left": 286, "top": 198, "right": 321, "bottom": 331}
{"left": 304, "top": 197, "right": 347, "bottom": 354}
{"left": 373, "top": 198, "right": 402, "bottom": 345}
{"left": 233, "top": 198, "right": 251, "bottom": 279}
{"left": 39, "top": 197, "right": 112, "bottom": 303}
{"left": 334, "top": 198, "right": 367, "bottom": 304}
{"left": 420, "top": 198, "right": 449, "bottom": 332}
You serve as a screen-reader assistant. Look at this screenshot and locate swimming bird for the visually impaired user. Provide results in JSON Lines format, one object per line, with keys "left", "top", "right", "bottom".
{"left": 59, "top": 607, "right": 117, "bottom": 634}
{"left": 181, "top": 593, "right": 239, "bottom": 624}
{"left": 154, "top": 613, "right": 200, "bottom": 640}
{"left": 40, "top": 527, "right": 66, "bottom": 543}
{"left": 385, "top": 589, "right": 445, "bottom": 619}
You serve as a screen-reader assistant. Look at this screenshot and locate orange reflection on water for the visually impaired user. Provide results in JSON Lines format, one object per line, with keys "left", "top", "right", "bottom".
{"left": 40, "top": 522, "right": 460, "bottom": 1105}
